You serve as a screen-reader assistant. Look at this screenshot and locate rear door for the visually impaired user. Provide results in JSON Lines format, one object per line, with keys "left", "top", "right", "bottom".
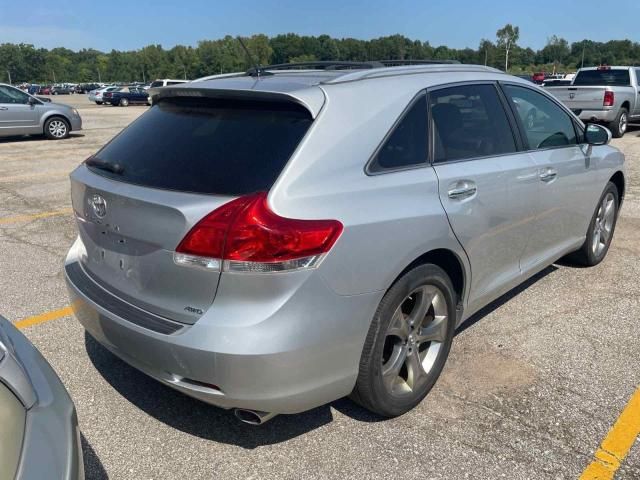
{"left": 501, "top": 83, "right": 601, "bottom": 271}
{"left": 430, "top": 83, "right": 539, "bottom": 311}
{"left": 70, "top": 96, "right": 313, "bottom": 324}
{"left": 0, "top": 86, "right": 39, "bottom": 135}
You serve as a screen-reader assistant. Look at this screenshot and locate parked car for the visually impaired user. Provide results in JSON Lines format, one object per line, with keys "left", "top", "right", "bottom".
{"left": 0, "top": 83, "right": 82, "bottom": 139}
{"left": 50, "top": 85, "right": 74, "bottom": 95}
{"left": 65, "top": 63, "right": 625, "bottom": 424}
{"left": 147, "top": 79, "right": 188, "bottom": 105}
{"left": 545, "top": 66, "right": 640, "bottom": 138}
{"left": 75, "top": 83, "right": 101, "bottom": 94}
{"left": 149, "top": 78, "right": 188, "bottom": 88}
{"left": 0, "top": 316, "right": 84, "bottom": 479}
{"left": 103, "top": 86, "right": 150, "bottom": 106}
{"left": 532, "top": 72, "right": 546, "bottom": 84}
{"left": 39, "top": 85, "right": 52, "bottom": 95}
{"left": 542, "top": 79, "right": 572, "bottom": 87}
{"left": 88, "top": 86, "right": 120, "bottom": 105}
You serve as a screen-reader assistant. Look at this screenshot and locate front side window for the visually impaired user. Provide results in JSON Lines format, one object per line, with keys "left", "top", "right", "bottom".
{"left": 368, "top": 94, "right": 428, "bottom": 172}
{"left": 0, "top": 86, "right": 30, "bottom": 104}
{"left": 503, "top": 84, "right": 577, "bottom": 150}
{"left": 430, "top": 84, "right": 517, "bottom": 163}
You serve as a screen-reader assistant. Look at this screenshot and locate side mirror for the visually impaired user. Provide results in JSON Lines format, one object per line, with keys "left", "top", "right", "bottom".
{"left": 584, "top": 124, "right": 611, "bottom": 146}
{"left": 27, "top": 96, "right": 38, "bottom": 106}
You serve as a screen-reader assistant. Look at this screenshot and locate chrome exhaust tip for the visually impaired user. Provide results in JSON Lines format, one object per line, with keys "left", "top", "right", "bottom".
{"left": 233, "top": 408, "right": 277, "bottom": 425}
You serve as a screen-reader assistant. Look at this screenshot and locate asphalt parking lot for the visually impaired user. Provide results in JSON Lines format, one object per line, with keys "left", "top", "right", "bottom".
{"left": 1, "top": 95, "right": 639, "bottom": 479}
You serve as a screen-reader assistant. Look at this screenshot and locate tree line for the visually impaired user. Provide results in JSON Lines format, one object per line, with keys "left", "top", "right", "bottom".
{"left": 1, "top": 27, "right": 639, "bottom": 84}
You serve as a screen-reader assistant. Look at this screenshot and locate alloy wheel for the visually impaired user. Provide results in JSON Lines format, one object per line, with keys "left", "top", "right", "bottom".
{"left": 619, "top": 113, "right": 628, "bottom": 135}
{"left": 48, "top": 120, "right": 67, "bottom": 138}
{"left": 592, "top": 192, "right": 616, "bottom": 257}
{"left": 381, "top": 285, "right": 448, "bottom": 396}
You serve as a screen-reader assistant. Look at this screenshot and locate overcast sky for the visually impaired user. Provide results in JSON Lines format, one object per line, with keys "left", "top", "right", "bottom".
{"left": 1, "top": 0, "right": 638, "bottom": 51}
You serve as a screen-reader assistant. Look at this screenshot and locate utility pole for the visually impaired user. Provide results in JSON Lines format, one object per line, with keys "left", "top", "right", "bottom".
{"left": 52, "top": 70, "right": 56, "bottom": 83}
{"left": 484, "top": 49, "right": 488, "bottom": 66}
{"left": 182, "top": 64, "right": 187, "bottom": 80}
{"left": 6, "top": 69, "right": 11, "bottom": 85}
{"left": 97, "top": 67, "right": 101, "bottom": 83}
{"left": 581, "top": 46, "right": 585, "bottom": 69}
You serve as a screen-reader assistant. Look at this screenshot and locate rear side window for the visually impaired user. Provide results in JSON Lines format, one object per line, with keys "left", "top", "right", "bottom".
{"left": 430, "top": 84, "right": 516, "bottom": 163}
{"left": 368, "top": 95, "right": 428, "bottom": 172}
{"left": 91, "top": 98, "right": 313, "bottom": 195}
{"left": 503, "top": 85, "right": 577, "bottom": 150}
{"left": 573, "top": 69, "right": 630, "bottom": 86}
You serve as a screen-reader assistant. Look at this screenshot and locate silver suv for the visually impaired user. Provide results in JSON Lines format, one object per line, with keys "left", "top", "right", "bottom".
{"left": 64, "top": 63, "right": 625, "bottom": 424}
{"left": 0, "top": 84, "right": 82, "bottom": 140}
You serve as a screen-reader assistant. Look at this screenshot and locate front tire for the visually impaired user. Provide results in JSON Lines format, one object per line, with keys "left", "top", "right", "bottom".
{"left": 608, "top": 108, "right": 628, "bottom": 138}
{"left": 95, "top": 101, "right": 103, "bottom": 105}
{"left": 119, "top": 98, "right": 129, "bottom": 107}
{"left": 44, "top": 117, "right": 70, "bottom": 140}
{"left": 566, "top": 182, "right": 619, "bottom": 266}
{"left": 351, "top": 264, "right": 456, "bottom": 417}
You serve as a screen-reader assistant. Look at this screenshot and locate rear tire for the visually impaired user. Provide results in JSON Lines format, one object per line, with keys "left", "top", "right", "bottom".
{"left": 608, "top": 108, "right": 628, "bottom": 138}
{"left": 566, "top": 182, "right": 619, "bottom": 266}
{"left": 351, "top": 264, "right": 456, "bottom": 417}
{"left": 95, "top": 101, "right": 103, "bottom": 105}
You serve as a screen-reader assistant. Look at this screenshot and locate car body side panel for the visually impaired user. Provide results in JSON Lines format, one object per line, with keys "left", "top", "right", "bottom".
{"left": 269, "top": 79, "right": 470, "bottom": 300}
{"left": 0, "top": 318, "right": 83, "bottom": 480}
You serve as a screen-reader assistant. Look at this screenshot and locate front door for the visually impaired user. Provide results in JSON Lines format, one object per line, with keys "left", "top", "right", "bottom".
{"left": 430, "top": 83, "right": 539, "bottom": 312}
{"left": 0, "top": 85, "right": 39, "bottom": 136}
{"left": 501, "top": 83, "right": 602, "bottom": 272}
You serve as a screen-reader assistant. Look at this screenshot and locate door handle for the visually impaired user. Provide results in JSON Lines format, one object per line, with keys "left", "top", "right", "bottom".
{"left": 0, "top": 107, "right": 8, "bottom": 111}
{"left": 447, "top": 181, "right": 477, "bottom": 200}
{"left": 539, "top": 167, "right": 558, "bottom": 183}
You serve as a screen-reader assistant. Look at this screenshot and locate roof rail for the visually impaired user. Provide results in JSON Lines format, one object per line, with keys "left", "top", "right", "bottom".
{"left": 246, "top": 61, "right": 384, "bottom": 76}
{"left": 379, "top": 59, "right": 460, "bottom": 66}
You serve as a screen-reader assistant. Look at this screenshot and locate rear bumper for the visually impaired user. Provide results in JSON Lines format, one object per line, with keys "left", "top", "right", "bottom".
{"left": 0, "top": 319, "right": 84, "bottom": 480}
{"left": 64, "top": 240, "right": 380, "bottom": 414}
{"left": 576, "top": 108, "right": 617, "bottom": 122}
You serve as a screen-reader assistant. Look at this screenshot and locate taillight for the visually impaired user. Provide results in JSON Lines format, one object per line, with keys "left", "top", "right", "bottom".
{"left": 604, "top": 91, "right": 614, "bottom": 107}
{"left": 175, "top": 192, "right": 343, "bottom": 273}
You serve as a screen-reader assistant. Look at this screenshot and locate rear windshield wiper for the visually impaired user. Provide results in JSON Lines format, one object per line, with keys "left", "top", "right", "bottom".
{"left": 84, "top": 157, "right": 124, "bottom": 175}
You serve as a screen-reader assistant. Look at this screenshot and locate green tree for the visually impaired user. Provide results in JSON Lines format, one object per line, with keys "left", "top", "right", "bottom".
{"left": 496, "top": 24, "right": 520, "bottom": 71}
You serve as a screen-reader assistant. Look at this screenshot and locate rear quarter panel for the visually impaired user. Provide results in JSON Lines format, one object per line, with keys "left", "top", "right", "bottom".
{"left": 269, "top": 78, "right": 470, "bottom": 299}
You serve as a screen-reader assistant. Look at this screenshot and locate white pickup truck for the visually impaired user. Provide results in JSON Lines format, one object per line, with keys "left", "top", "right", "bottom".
{"left": 546, "top": 66, "right": 640, "bottom": 137}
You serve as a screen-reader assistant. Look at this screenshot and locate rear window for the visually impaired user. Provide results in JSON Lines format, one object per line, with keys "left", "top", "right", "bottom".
{"left": 90, "top": 97, "right": 313, "bottom": 195}
{"left": 573, "top": 69, "right": 630, "bottom": 86}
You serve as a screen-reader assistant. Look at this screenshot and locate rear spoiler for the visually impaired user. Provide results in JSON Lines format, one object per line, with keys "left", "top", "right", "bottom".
{"left": 150, "top": 86, "right": 325, "bottom": 118}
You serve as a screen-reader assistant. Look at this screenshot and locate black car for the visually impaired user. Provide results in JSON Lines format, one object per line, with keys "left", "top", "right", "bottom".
{"left": 75, "top": 83, "right": 101, "bottom": 94}
{"left": 51, "top": 86, "right": 74, "bottom": 95}
{"left": 103, "top": 86, "right": 150, "bottom": 106}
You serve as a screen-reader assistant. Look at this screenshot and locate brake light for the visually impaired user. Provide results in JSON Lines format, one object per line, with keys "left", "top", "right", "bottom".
{"left": 604, "top": 91, "right": 614, "bottom": 107}
{"left": 175, "top": 192, "right": 343, "bottom": 273}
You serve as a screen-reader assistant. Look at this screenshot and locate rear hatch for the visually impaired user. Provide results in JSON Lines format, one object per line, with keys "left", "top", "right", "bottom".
{"left": 70, "top": 95, "right": 313, "bottom": 324}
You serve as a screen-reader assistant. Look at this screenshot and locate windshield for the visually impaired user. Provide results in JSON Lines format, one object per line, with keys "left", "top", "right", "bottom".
{"left": 90, "top": 97, "right": 313, "bottom": 195}
{"left": 573, "top": 69, "right": 630, "bottom": 86}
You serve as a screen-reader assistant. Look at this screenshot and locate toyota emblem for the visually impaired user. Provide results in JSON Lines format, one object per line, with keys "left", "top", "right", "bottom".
{"left": 90, "top": 194, "right": 107, "bottom": 218}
